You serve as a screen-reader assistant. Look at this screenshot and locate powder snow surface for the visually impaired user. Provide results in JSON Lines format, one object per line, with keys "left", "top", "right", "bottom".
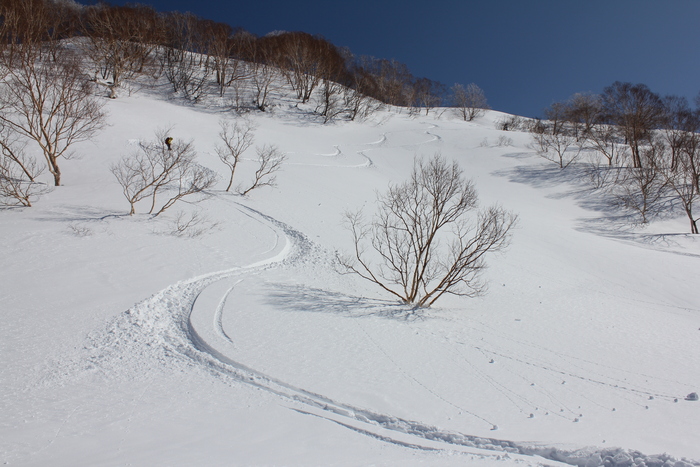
{"left": 1, "top": 85, "right": 699, "bottom": 467}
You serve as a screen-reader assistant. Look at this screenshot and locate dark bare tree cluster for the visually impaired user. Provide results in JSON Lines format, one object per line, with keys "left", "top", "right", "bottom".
{"left": 339, "top": 155, "right": 517, "bottom": 307}
{"left": 527, "top": 82, "right": 700, "bottom": 233}
{"left": 255, "top": 32, "right": 345, "bottom": 104}
{"left": 81, "top": 3, "right": 162, "bottom": 97}
{"left": 2, "top": 0, "right": 478, "bottom": 123}
{"left": 0, "top": 0, "right": 106, "bottom": 194}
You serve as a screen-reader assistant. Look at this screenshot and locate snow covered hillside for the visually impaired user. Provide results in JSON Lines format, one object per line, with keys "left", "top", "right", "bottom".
{"left": 1, "top": 82, "right": 699, "bottom": 466}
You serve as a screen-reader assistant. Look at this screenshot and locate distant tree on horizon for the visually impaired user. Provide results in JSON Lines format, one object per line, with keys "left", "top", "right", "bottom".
{"left": 451, "top": 83, "right": 489, "bottom": 121}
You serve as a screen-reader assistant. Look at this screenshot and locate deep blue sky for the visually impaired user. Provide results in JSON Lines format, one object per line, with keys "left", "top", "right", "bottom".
{"left": 82, "top": 0, "right": 700, "bottom": 117}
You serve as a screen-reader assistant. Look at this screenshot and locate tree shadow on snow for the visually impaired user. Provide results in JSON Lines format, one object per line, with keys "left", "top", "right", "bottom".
{"left": 31, "top": 204, "right": 125, "bottom": 223}
{"left": 265, "top": 282, "right": 429, "bottom": 322}
{"left": 492, "top": 161, "right": 691, "bottom": 248}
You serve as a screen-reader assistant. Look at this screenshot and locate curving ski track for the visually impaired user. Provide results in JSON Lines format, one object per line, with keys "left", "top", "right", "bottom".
{"left": 185, "top": 205, "right": 528, "bottom": 458}
{"left": 75, "top": 201, "right": 555, "bottom": 462}
{"left": 78, "top": 201, "right": 667, "bottom": 467}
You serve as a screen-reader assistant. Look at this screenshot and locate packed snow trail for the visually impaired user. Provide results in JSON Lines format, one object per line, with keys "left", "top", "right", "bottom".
{"left": 75, "top": 201, "right": 694, "bottom": 467}
{"left": 76, "top": 202, "right": 545, "bottom": 461}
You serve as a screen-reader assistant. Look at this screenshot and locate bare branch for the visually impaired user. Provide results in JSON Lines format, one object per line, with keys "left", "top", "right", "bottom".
{"left": 237, "top": 144, "right": 286, "bottom": 196}
{"left": 215, "top": 119, "right": 255, "bottom": 192}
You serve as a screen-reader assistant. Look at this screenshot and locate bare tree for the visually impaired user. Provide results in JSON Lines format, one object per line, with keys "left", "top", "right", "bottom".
{"left": 411, "top": 77, "right": 444, "bottom": 116}
{"left": 111, "top": 129, "right": 216, "bottom": 215}
{"left": 0, "top": 0, "right": 79, "bottom": 61}
{"left": 532, "top": 129, "right": 582, "bottom": 169}
{"left": 251, "top": 61, "right": 280, "bottom": 112}
{"left": 664, "top": 153, "right": 700, "bottom": 234}
{"left": 343, "top": 86, "right": 382, "bottom": 122}
{"left": 451, "top": 83, "right": 489, "bottom": 121}
{"left": 216, "top": 119, "right": 255, "bottom": 191}
{"left": 317, "top": 79, "right": 346, "bottom": 123}
{"left": 343, "top": 61, "right": 383, "bottom": 121}
{"left": 339, "top": 154, "right": 517, "bottom": 308}
{"left": 660, "top": 95, "right": 698, "bottom": 171}
{"left": 613, "top": 137, "right": 668, "bottom": 224}
{"left": 660, "top": 119, "right": 700, "bottom": 233}
{"left": 0, "top": 135, "right": 48, "bottom": 207}
{"left": 0, "top": 46, "right": 106, "bottom": 186}
{"left": 543, "top": 101, "right": 569, "bottom": 137}
{"left": 586, "top": 123, "right": 628, "bottom": 166}
{"left": 237, "top": 144, "right": 285, "bottom": 196}
{"left": 602, "top": 82, "right": 664, "bottom": 168}
{"left": 565, "top": 93, "right": 602, "bottom": 138}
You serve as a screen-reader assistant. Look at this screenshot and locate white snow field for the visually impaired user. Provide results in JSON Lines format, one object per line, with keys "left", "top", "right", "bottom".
{"left": 1, "top": 79, "right": 699, "bottom": 467}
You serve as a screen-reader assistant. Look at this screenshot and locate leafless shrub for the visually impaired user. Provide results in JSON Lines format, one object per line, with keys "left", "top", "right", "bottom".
{"left": 169, "top": 210, "right": 219, "bottom": 237}
{"left": 582, "top": 153, "right": 622, "bottom": 190}
{"left": 497, "top": 135, "right": 513, "bottom": 147}
{"left": 532, "top": 130, "right": 582, "bottom": 169}
{"left": 216, "top": 119, "right": 255, "bottom": 191}
{"left": 237, "top": 144, "right": 286, "bottom": 196}
{"left": 343, "top": 86, "right": 383, "bottom": 122}
{"left": 496, "top": 115, "right": 527, "bottom": 132}
{"left": 162, "top": 48, "right": 211, "bottom": 102}
{"left": 111, "top": 129, "right": 216, "bottom": 216}
{"left": 67, "top": 223, "right": 92, "bottom": 237}
{"left": 0, "top": 155, "right": 48, "bottom": 207}
{"left": 586, "top": 124, "right": 628, "bottom": 166}
{"left": 338, "top": 154, "right": 517, "bottom": 308}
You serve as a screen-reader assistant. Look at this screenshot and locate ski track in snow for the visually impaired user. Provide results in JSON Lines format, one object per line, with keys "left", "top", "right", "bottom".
{"left": 54, "top": 122, "right": 697, "bottom": 467}
{"left": 284, "top": 122, "right": 443, "bottom": 170}
{"left": 61, "top": 199, "right": 539, "bottom": 461}
{"left": 65, "top": 195, "right": 695, "bottom": 467}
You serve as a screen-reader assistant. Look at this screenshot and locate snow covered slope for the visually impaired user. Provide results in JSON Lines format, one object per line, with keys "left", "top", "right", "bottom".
{"left": 1, "top": 86, "right": 699, "bottom": 467}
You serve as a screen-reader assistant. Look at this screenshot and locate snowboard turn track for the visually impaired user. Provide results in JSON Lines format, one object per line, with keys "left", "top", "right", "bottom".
{"left": 79, "top": 200, "right": 697, "bottom": 467}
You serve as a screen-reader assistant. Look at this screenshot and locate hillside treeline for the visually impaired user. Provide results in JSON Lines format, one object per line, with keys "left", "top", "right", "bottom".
{"left": 0, "top": 0, "right": 471, "bottom": 112}
{"left": 0, "top": 0, "right": 487, "bottom": 208}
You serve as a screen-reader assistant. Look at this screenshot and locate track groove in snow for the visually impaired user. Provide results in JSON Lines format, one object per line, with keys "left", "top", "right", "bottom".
{"left": 74, "top": 202, "right": 692, "bottom": 467}
{"left": 67, "top": 202, "right": 571, "bottom": 463}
